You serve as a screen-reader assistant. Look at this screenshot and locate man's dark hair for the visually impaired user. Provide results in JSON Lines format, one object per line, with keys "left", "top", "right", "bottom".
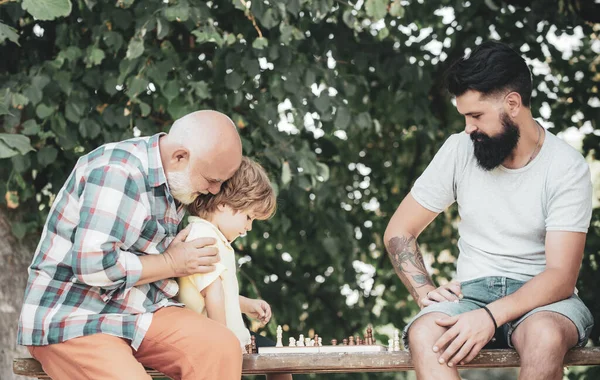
{"left": 445, "top": 41, "right": 532, "bottom": 107}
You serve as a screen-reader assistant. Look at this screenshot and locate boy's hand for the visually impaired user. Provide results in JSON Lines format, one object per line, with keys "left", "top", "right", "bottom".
{"left": 243, "top": 298, "right": 272, "bottom": 326}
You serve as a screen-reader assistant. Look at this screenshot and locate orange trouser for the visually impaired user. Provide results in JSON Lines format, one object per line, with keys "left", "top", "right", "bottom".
{"left": 27, "top": 306, "right": 243, "bottom": 380}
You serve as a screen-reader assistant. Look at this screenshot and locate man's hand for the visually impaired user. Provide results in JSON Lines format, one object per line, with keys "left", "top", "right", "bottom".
{"left": 163, "top": 225, "right": 220, "bottom": 277}
{"left": 420, "top": 281, "right": 462, "bottom": 308}
{"left": 432, "top": 308, "right": 496, "bottom": 367}
{"left": 242, "top": 298, "right": 272, "bottom": 326}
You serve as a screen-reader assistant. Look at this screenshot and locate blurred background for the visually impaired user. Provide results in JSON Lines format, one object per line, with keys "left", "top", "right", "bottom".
{"left": 1, "top": 0, "right": 599, "bottom": 379}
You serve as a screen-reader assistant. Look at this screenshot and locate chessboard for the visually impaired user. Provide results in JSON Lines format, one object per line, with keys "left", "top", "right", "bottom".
{"left": 250, "top": 325, "right": 401, "bottom": 354}
{"left": 259, "top": 344, "right": 387, "bottom": 354}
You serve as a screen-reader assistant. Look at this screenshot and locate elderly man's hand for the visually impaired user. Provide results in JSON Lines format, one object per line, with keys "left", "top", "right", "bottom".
{"left": 163, "top": 225, "right": 220, "bottom": 276}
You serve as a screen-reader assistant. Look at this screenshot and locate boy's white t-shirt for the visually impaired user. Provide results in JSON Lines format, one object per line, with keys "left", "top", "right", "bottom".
{"left": 411, "top": 129, "right": 593, "bottom": 282}
{"left": 177, "top": 217, "right": 251, "bottom": 347}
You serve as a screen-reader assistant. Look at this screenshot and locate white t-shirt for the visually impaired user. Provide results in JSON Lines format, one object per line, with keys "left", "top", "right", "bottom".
{"left": 177, "top": 217, "right": 251, "bottom": 347}
{"left": 411, "top": 129, "right": 593, "bottom": 282}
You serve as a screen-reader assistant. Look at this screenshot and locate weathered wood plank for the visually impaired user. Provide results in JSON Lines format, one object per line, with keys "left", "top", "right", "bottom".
{"left": 13, "top": 348, "right": 600, "bottom": 378}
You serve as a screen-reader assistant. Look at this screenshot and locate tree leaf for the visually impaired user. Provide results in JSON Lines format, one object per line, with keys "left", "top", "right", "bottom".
{"left": 190, "top": 81, "right": 210, "bottom": 99}
{"left": 86, "top": 47, "right": 105, "bottom": 67}
{"left": 11, "top": 93, "right": 29, "bottom": 108}
{"left": 313, "top": 95, "right": 331, "bottom": 114}
{"left": 365, "top": 0, "right": 388, "bottom": 20}
{"left": 0, "top": 134, "right": 35, "bottom": 157}
{"left": 163, "top": 0, "right": 190, "bottom": 22}
{"left": 37, "top": 146, "right": 58, "bottom": 167}
{"left": 355, "top": 112, "right": 372, "bottom": 129}
{"left": 162, "top": 82, "right": 180, "bottom": 102}
{"left": 21, "top": 120, "right": 40, "bottom": 135}
{"left": 389, "top": 0, "right": 405, "bottom": 17}
{"left": 126, "top": 37, "right": 144, "bottom": 60}
{"left": 127, "top": 76, "right": 149, "bottom": 97}
{"left": 0, "top": 22, "right": 20, "bottom": 46}
{"left": 334, "top": 106, "right": 351, "bottom": 130}
{"left": 22, "top": 0, "right": 72, "bottom": 21}
{"left": 252, "top": 37, "right": 269, "bottom": 50}
{"left": 79, "top": 118, "right": 101, "bottom": 139}
{"left": 281, "top": 161, "right": 292, "bottom": 185}
{"left": 225, "top": 71, "right": 243, "bottom": 90}
{"left": 139, "top": 102, "right": 151, "bottom": 117}
{"left": 35, "top": 104, "right": 55, "bottom": 119}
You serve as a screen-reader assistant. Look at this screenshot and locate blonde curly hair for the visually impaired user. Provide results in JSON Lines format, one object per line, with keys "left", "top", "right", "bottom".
{"left": 188, "top": 157, "right": 276, "bottom": 220}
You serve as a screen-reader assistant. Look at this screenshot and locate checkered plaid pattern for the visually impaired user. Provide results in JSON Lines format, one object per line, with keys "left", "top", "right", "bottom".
{"left": 17, "top": 133, "right": 184, "bottom": 350}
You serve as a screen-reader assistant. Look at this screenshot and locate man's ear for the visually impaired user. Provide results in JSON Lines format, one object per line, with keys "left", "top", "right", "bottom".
{"left": 505, "top": 92, "right": 522, "bottom": 118}
{"left": 171, "top": 148, "right": 190, "bottom": 170}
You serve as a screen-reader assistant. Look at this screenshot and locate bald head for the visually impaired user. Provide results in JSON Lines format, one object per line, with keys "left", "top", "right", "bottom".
{"left": 161, "top": 110, "right": 243, "bottom": 202}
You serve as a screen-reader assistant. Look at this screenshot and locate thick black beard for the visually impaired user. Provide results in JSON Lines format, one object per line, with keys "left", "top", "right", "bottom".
{"left": 471, "top": 113, "right": 520, "bottom": 171}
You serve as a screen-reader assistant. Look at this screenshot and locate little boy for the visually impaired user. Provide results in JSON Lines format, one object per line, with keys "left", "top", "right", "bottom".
{"left": 177, "top": 157, "right": 276, "bottom": 351}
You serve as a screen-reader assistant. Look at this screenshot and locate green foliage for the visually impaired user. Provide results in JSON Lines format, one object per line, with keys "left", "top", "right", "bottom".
{"left": 0, "top": 1, "right": 598, "bottom": 379}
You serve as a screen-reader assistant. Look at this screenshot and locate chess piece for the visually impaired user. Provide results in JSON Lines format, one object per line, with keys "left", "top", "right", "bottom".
{"left": 289, "top": 337, "right": 296, "bottom": 347}
{"left": 245, "top": 344, "right": 251, "bottom": 354}
{"left": 298, "top": 334, "right": 305, "bottom": 346}
{"left": 305, "top": 338, "right": 311, "bottom": 347}
{"left": 355, "top": 335, "right": 361, "bottom": 345}
{"left": 314, "top": 334, "right": 319, "bottom": 346}
{"left": 364, "top": 333, "right": 369, "bottom": 345}
{"left": 388, "top": 339, "right": 393, "bottom": 351}
{"left": 393, "top": 329, "right": 400, "bottom": 352}
{"left": 342, "top": 338, "right": 348, "bottom": 346}
{"left": 276, "top": 325, "right": 283, "bottom": 347}
{"left": 251, "top": 336, "right": 257, "bottom": 354}
{"left": 367, "top": 327, "right": 373, "bottom": 345}
{"left": 348, "top": 336, "right": 355, "bottom": 346}
{"left": 331, "top": 339, "right": 338, "bottom": 346}
{"left": 318, "top": 337, "right": 322, "bottom": 346}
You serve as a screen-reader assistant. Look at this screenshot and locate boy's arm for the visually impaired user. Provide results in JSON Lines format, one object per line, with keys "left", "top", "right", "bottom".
{"left": 201, "top": 278, "right": 227, "bottom": 325}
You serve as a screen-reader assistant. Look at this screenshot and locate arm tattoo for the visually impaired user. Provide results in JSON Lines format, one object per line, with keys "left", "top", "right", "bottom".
{"left": 386, "top": 235, "right": 434, "bottom": 302}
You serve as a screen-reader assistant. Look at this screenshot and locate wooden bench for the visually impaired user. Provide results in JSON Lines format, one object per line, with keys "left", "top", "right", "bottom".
{"left": 13, "top": 348, "right": 600, "bottom": 377}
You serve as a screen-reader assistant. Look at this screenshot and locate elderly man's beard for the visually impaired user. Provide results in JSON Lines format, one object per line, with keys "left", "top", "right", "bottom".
{"left": 471, "top": 113, "right": 520, "bottom": 171}
{"left": 166, "top": 168, "right": 198, "bottom": 205}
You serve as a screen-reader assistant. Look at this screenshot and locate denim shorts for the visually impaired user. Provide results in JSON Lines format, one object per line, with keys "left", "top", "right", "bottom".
{"left": 402, "top": 276, "right": 594, "bottom": 350}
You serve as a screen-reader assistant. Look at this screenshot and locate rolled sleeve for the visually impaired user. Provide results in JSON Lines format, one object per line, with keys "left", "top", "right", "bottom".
{"left": 71, "top": 165, "right": 149, "bottom": 301}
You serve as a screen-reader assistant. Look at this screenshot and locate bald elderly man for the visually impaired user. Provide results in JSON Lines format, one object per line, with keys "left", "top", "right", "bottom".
{"left": 17, "top": 111, "right": 243, "bottom": 379}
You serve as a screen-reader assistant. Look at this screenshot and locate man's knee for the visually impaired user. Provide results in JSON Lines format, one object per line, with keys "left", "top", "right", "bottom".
{"left": 513, "top": 313, "right": 577, "bottom": 355}
{"left": 408, "top": 313, "right": 448, "bottom": 351}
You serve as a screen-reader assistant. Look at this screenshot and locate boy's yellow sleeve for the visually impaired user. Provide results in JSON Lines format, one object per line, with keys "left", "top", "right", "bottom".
{"left": 184, "top": 222, "right": 227, "bottom": 292}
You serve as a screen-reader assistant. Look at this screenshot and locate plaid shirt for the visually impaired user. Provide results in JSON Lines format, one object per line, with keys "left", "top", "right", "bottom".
{"left": 17, "top": 133, "right": 184, "bottom": 350}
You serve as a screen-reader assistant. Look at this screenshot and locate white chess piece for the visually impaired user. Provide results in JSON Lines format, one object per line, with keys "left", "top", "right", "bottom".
{"left": 298, "top": 334, "right": 305, "bottom": 346}
{"left": 276, "top": 325, "right": 283, "bottom": 347}
{"left": 393, "top": 329, "right": 400, "bottom": 352}
{"left": 306, "top": 338, "right": 312, "bottom": 347}
{"left": 289, "top": 337, "right": 296, "bottom": 347}
{"left": 317, "top": 337, "right": 322, "bottom": 346}
{"left": 388, "top": 339, "right": 393, "bottom": 351}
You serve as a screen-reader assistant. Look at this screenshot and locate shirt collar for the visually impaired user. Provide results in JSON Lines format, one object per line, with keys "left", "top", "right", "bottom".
{"left": 147, "top": 133, "right": 167, "bottom": 188}
{"left": 187, "top": 216, "right": 233, "bottom": 249}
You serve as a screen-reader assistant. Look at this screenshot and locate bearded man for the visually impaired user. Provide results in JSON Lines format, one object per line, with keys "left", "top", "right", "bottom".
{"left": 18, "top": 110, "right": 244, "bottom": 379}
{"left": 384, "top": 41, "right": 593, "bottom": 380}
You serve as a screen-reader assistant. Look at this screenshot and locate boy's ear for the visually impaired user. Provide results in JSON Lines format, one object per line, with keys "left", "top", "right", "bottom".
{"left": 217, "top": 203, "right": 227, "bottom": 212}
